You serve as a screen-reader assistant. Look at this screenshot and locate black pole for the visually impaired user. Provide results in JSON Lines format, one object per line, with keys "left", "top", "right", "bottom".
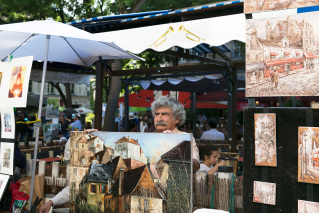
{"left": 124, "top": 79, "right": 129, "bottom": 132}
{"left": 227, "top": 78, "right": 232, "bottom": 139}
{"left": 278, "top": 97, "right": 283, "bottom": 107}
{"left": 231, "top": 69, "right": 237, "bottom": 152}
{"left": 292, "top": 97, "right": 297, "bottom": 107}
{"left": 192, "top": 92, "right": 197, "bottom": 138}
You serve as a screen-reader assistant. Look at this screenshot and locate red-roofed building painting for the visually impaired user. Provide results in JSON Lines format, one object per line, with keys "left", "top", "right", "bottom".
{"left": 246, "top": 12, "right": 319, "bottom": 97}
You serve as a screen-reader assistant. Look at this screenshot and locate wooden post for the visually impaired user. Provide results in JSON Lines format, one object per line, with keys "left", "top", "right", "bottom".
{"left": 94, "top": 60, "right": 103, "bottom": 130}
{"left": 231, "top": 69, "right": 237, "bottom": 152}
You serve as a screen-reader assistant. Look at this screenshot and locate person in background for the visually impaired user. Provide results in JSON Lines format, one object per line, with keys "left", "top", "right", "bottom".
{"left": 199, "top": 145, "right": 225, "bottom": 175}
{"left": 220, "top": 127, "right": 228, "bottom": 140}
{"left": 71, "top": 114, "right": 82, "bottom": 131}
{"left": 16, "top": 114, "right": 28, "bottom": 142}
{"left": 121, "top": 112, "right": 140, "bottom": 131}
{"left": 57, "top": 130, "right": 67, "bottom": 142}
{"left": 59, "top": 114, "right": 70, "bottom": 139}
{"left": 197, "top": 111, "right": 207, "bottom": 125}
{"left": 129, "top": 122, "right": 139, "bottom": 132}
{"left": 178, "top": 123, "right": 187, "bottom": 132}
{"left": 140, "top": 114, "right": 148, "bottom": 132}
{"left": 205, "top": 122, "right": 211, "bottom": 131}
{"left": 145, "top": 122, "right": 155, "bottom": 132}
{"left": 201, "top": 118, "right": 225, "bottom": 140}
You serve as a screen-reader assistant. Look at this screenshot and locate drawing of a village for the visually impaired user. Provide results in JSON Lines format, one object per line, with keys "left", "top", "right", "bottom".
{"left": 246, "top": 12, "right": 319, "bottom": 97}
{"left": 298, "top": 200, "right": 319, "bottom": 213}
{"left": 245, "top": 0, "right": 319, "bottom": 14}
{"left": 254, "top": 114, "right": 276, "bottom": 167}
{"left": 253, "top": 181, "right": 276, "bottom": 205}
{"left": 298, "top": 127, "right": 319, "bottom": 184}
{"left": 69, "top": 131, "right": 192, "bottom": 213}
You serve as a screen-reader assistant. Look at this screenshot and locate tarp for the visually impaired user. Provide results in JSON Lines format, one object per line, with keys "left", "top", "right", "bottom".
{"left": 95, "top": 13, "right": 246, "bottom": 54}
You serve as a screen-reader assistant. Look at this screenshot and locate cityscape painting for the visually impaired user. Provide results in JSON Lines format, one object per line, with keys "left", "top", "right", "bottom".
{"left": 254, "top": 114, "right": 277, "bottom": 167}
{"left": 253, "top": 181, "right": 276, "bottom": 205}
{"left": 245, "top": 0, "right": 319, "bottom": 14}
{"left": 246, "top": 11, "right": 319, "bottom": 97}
{"left": 298, "top": 127, "right": 319, "bottom": 184}
{"left": 298, "top": 200, "right": 319, "bottom": 212}
{"left": 69, "top": 131, "right": 193, "bottom": 213}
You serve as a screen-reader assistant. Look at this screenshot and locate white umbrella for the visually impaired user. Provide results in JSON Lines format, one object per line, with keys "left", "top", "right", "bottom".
{"left": 0, "top": 18, "right": 143, "bottom": 210}
{"left": 74, "top": 107, "right": 93, "bottom": 114}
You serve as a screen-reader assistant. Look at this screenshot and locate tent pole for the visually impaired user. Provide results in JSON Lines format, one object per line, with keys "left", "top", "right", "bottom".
{"left": 231, "top": 69, "right": 237, "bottom": 152}
{"left": 28, "top": 35, "right": 50, "bottom": 210}
{"left": 227, "top": 78, "right": 232, "bottom": 140}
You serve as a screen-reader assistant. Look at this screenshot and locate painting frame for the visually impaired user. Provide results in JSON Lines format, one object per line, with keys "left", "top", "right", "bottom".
{"left": 0, "top": 174, "right": 10, "bottom": 201}
{"left": 0, "top": 142, "right": 15, "bottom": 175}
{"left": 69, "top": 131, "right": 193, "bottom": 213}
{"left": 254, "top": 113, "right": 277, "bottom": 167}
{"left": 253, "top": 181, "right": 276, "bottom": 205}
{"left": 46, "top": 98, "right": 60, "bottom": 119}
{"left": 298, "top": 200, "right": 319, "bottom": 212}
{"left": 0, "top": 56, "right": 33, "bottom": 107}
{"left": 1, "top": 106, "right": 15, "bottom": 139}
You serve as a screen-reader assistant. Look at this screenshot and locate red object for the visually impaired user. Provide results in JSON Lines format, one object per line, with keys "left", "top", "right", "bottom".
{"left": 270, "top": 52, "right": 279, "bottom": 56}
{"left": 296, "top": 52, "right": 301, "bottom": 55}
{"left": 304, "top": 53, "right": 318, "bottom": 58}
{"left": 264, "top": 58, "right": 304, "bottom": 66}
{"left": 239, "top": 157, "right": 243, "bottom": 162}
{"left": 39, "top": 157, "right": 61, "bottom": 163}
{"left": 284, "top": 52, "right": 291, "bottom": 55}
{"left": 313, "top": 158, "right": 319, "bottom": 167}
{"left": 287, "top": 98, "right": 290, "bottom": 100}
{"left": 253, "top": 195, "right": 260, "bottom": 203}
{"left": 10, "top": 180, "right": 30, "bottom": 212}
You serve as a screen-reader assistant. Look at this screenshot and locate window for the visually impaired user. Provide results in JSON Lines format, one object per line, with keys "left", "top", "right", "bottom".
{"left": 71, "top": 84, "right": 75, "bottom": 94}
{"left": 28, "top": 81, "right": 33, "bottom": 93}
{"left": 90, "top": 184, "right": 96, "bottom": 193}
{"left": 79, "top": 86, "right": 82, "bottom": 95}
{"left": 36, "top": 82, "right": 41, "bottom": 94}
{"left": 100, "top": 185, "right": 106, "bottom": 194}
{"left": 73, "top": 168, "right": 77, "bottom": 176}
{"left": 81, "top": 158, "right": 86, "bottom": 165}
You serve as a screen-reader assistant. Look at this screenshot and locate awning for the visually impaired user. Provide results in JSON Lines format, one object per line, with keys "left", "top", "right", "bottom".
{"left": 246, "top": 62, "right": 265, "bottom": 73}
{"left": 304, "top": 53, "right": 318, "bottom": 58}
{"left": 270, "top": 52, "right": 279, "bottom": 56}
{"left": 264, "top": 58, "right": 304, "bottom": 66}
{"left": 95, "top": 13, "right": 245, "bottom": 54}
{"left": 192, "top": 43, "right": 232, "bottom": 54}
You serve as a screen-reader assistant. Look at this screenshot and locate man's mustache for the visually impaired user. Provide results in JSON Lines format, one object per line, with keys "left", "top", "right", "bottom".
{"left": 155, "top": 121, "right": 168, "bottom": 126}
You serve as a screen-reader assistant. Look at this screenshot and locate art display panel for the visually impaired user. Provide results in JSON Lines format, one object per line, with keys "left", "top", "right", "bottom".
{"left": 0, "top": 142, "right": 15, "bottom": 175}
{"left": 298, "top": 200, "right": 319, "bottom": 212}
{"left": 246, "top": 11, "right": 319, "bottom": 97}
{"left": 245, "top": 0, "right": 319, "bottom": 14}
{"left": 253, "top": 181, "right": 276, "bottom": 205}
{"left": 254, "top": 113, "right": 277, "bottom": 167}
{"left": 0, "top": 56, "right": 33, "bottom": 107}
{"left": 0, "top": 174, "right": 10, "bottom": 200}
{"left": 1, "top": 107, "right": 15, "bottom": 139}
{"left": 43, "top": 124, "right": 61, "bottom": 142}
{"left": 298, "top": 127, "right": 319, "bottom": 184}
{"left": 46, "top": 98, "right": 60, "bottom": 119}
{"left": 69, "top": 131, "right": 193, "bottom": 213}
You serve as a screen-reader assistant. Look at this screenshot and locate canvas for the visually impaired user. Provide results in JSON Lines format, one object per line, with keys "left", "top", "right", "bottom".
{"left": 43, "top": 124, "right": 61, "bottom": 142}
{"left": 0, "top": 56, "right": 33, "bottom": 107}
{"left": 298, "top": 127, "right": 319, "bottom": 184}
{"left": 245, "top": 0, "right": 319, "bottom": 14}
{"left": 246, "top": 11, "right": 319, "bottom": 97}
{"left": 46, "top": 98, "right": 60, "bottom": 119}
{"left": 1, "top": 107, "right": 15, "bottom": 139}
{"left": 69, "top": 131, "right": 193, "bottom": 213}
{"left": 254, "top": 114, "right": 277, "bottom": 167}
{"left": 0, "top": 174, "right": 10, "bottom": 200}
{"left": 0, "top": 142, "right": 15, "bottom": 175}
{"left": 253, "top": 181, "right": 276, "bottom": 205}
{"left": 298, "top": 200, "right": 319, "bottom": 212}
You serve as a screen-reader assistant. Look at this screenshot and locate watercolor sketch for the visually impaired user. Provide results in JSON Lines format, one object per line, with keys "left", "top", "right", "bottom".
{"left": 46, "top": 98, "right": 60, "bottom": 119}
{"left": 1, "top": 107, "right": 15, "bottom": 139}
{"left": 298, "top": 127, "right": 319, "bottom": 184}
{"left": 246, "top": 11, "right": 319, "bottom": 97}
{"left": 298, "top": 200, "right": 319, "bottom": 213}
{"left": 254, "top": 114, "right": 277, "bottom": 167}
{"left": 245, "top": 0, "right": 319, "bottom": 14}
{"left": 4, "top": 113, "right": 12, "bottom": 133}
{"left": 8, "top": 66, "right": 26, "bottom": 98}
{"left": 253, "top": 181, "right": 276, "bottom": 205}
{"left": 0, "top": 142, "right": 15, "bottom": 175}
{"left": 0, "top": 174, "right": 10, "bottom": 200}
{"left": 69, "top": 131, "right": 192, "bottom": 213}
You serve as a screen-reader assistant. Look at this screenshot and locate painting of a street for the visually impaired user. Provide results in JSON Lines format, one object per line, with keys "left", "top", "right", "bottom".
{"left": 253, "top": 181, "right": 276, "bottom": 205}
{"left": 246, "top": 12, "right": 319, "bottom": 97}
{"left": 298, "top": 200, "right": 319, "bottom": 213}
{"left": 298, "top": 127, "right": 319, "bottom": 184}
{"left": 69, "top": 131, "right": 192, "bottom": 213}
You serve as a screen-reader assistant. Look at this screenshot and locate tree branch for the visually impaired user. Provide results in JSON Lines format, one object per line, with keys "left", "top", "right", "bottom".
{"left": 129, "top": 0, "right": 146, "bottom": 13}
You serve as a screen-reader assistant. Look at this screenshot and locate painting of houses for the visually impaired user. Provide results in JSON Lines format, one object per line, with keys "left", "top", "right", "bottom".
{"left": 69, "top": 132, "right": 192, "bottom": 213}
{"left": 244, "top": 0, "right": 319, "bottom": 14}
{"left": 253, "top": 181, "right": 276, "bottom": 205}
{"left": 298, "top": 127, "right": 319, "bottom": 184}
{"left": 246, "top": 12, "right": 319, "bottom": 97}
{"left": 298, "top": 200, "right": 319, "bottom": 212}
{"left": 254, "top": 114, "right": 277, "bottom": 167}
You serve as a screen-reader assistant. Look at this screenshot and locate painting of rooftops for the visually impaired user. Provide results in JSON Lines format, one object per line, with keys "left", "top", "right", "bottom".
{"left": 69, "top": 131, "right": 192, "bottom": 213}
{"left": 246, "top": 11, "right": 319, "bottom": 97}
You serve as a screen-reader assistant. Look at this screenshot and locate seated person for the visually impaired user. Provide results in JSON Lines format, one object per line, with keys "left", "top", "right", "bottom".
{"left": 199, "top": 145, "right": 225, "bottom": 175}
{"left": 58, "top": 131, "right": 67, "bottom": 142}
{"left": 201, "top": 118, "right": 225, "bottom": 140}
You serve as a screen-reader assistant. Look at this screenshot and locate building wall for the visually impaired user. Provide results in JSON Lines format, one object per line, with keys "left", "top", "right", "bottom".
{"left": 166, "top": 162, "right": 191, "bottom": 213}
{"left": 115, "top": 142, "right": 141, "bottom": 162}
{"left": 130, "top": 195, "right": 163, "bottom": 213}
{"left": 85, "top": 182, "right": 108, "bottom": 212}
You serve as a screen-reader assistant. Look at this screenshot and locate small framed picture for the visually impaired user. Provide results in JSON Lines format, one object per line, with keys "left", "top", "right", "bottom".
{"left": 0, "top": 174, "right": 10, "bottom": 200}
{"left": 0, "top": 142, "right": 15, "bottom": 175}
{"left": 1, "top": 107, "right": 15, "bottom": 139}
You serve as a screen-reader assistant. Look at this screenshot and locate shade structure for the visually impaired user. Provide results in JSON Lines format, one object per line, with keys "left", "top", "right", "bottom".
{"left": 0, "top": 19, "right": 144, "bottom": 66}
{"left": 74, "top": 107, "right": 93, "bottom": 114}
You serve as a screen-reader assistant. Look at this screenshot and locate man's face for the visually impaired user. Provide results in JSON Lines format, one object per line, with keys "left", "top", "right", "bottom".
{"left": 154, "top": 107, "right": 179, "bottom": 133}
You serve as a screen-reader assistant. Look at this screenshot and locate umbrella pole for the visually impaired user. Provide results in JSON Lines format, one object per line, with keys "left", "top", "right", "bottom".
{"left": 28, "top": 35, "right": 50, "bottom": 210}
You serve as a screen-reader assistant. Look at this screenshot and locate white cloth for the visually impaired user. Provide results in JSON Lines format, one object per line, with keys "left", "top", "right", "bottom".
{"left": 140, "top": 121, "right": 148, "bottom": 133}
{"left": 199, "top": 163, "right": 217, "bottom": 176}
{"left": 200, "top": 129, "right": 225, "bottom": 140}
{"left": 63, "top": 138, "right": 70, "bottom": 161}
{"left": 59, "top": 137, "right": 67, "bottom": 142}
{"left": 50, "top": 185, "right": 69, "bottom": 206}
{"left": 197, "top": 115, "right": 207, "bottom": 125}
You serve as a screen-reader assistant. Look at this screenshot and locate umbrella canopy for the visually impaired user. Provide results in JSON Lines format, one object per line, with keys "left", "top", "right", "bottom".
{"left": 129, "top": 107, "right": 150, "bottom": 112}
{"left": 74, "top": 107, "right": 93, "bottom": 114}
{"left": 0, "top": 18, "right": 144, "bottom": 65}
{"left": 63, "top": 108, "right": 78, "bottom": 115}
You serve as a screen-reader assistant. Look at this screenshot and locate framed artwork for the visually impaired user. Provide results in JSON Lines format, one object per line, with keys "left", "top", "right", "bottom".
{"left": 46, "top": 98, "right": 60, "bottom": 119}
{"left": 246, "top": 11, "right": 319, "bottom": 97}
{"left": 69, "top": 131, "right": 193, "bottom": 213}
{"left": 43, "top": 124, "right": 61, "bottom": 142}
{"left": 0, "top": 142, "right": 15, "bottom": 175}
{"left": 1, "top": 107, "right": 15, "bottom": 139}
{"left": 254, "top": 114, "right": 276, "bottom": 167}
{"left": 253, "top": 181, "right": 276, "bottom": 205}
{"left": 298, "top": 127, "right": 319, "bottom": 184}
{"left": 298, "top": 200, "right": 319, "bottom": 212}
{"left": 0, "top": 174, "right": 10, "bottom": 201}
{"left": 0, "top": 56, "right": 33, "bottom": 107}
{"left": 245, "top": 0, "right": 319, "bottom": 14}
